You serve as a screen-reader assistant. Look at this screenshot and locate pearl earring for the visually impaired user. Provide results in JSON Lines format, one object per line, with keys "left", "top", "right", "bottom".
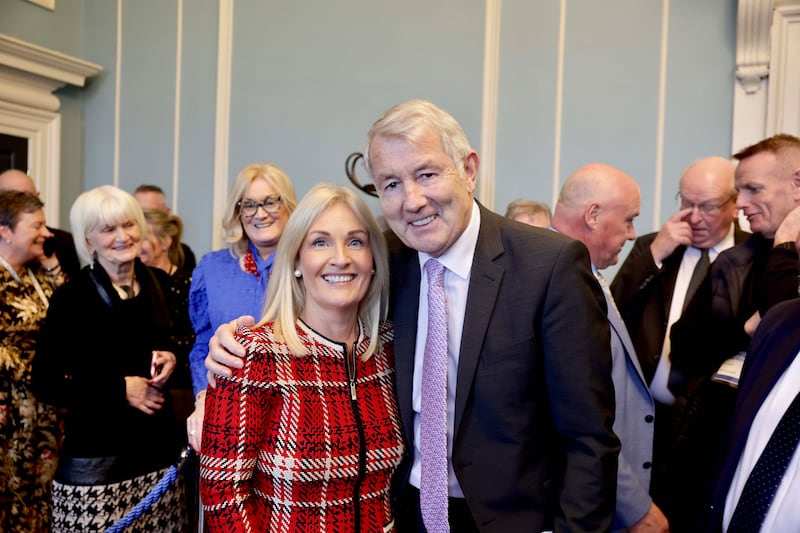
{"left": 294, "top": 269, "right": 302, "bottom": 278}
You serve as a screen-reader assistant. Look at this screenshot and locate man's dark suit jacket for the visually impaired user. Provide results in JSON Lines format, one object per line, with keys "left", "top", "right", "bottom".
{"left": 659, "top": 233, "right": 798, "bottom": 530}
{"left": 703, "top": 298, "right": 800, "bottom": 532}
{"left": 610, "top": 226, "right": 749, "bottom": 383}
{"left": 45, "top": 226, "right": 81, "bottom": 279}
{"left": 388, "top": 204, "right": 619, "bottom": 532}
{"left": 670, "top": 232, "right": 799, "bottom": 390}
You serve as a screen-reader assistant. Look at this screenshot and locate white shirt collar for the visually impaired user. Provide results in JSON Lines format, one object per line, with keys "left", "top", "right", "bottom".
{"left": 418, "top": 200, "right": 480, "bottom": 280}
{"left": 710, "top": 223, "right": 736, "bottom": 256}
{"left": 689, "top": 223, "right": 736, "bottom": 261}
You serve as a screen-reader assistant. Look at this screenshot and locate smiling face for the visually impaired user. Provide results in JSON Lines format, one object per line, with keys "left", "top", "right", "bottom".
{"left": 369, "top": 127, "right": 478, "bottom": 258}
{"left": 4, "top": 209, "right": 51, "bottom": 265}
{"left": 86, "top": 218, "right": 142, "bottom": 271}
{"left": 296, "top": 202, "right": 374, "bottom": 326}
{"left": 239, "top": 176, "right": 290, "bottom": 258}
{"left": 735, "top": 151, "right": 800, "bottom": 238}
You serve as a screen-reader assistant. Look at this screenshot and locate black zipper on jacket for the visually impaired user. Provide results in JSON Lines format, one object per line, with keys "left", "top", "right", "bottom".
{"left": 344, "top": 340, "right": 367, "bottom": 533}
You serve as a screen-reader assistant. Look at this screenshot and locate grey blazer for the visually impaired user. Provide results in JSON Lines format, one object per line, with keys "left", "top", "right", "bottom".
{"left": 602, "top": 282, "right": 656, "bottom": 530}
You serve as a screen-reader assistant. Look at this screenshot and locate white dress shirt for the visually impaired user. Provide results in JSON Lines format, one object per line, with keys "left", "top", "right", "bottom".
{"left": 723, "top": 350, "right": 800, "bottom": 532}
{"left": 409, "top": 201, "right": 480, "bottom": 498}
{"left": 651, "top": 226, "right": 735, "bottom": 404}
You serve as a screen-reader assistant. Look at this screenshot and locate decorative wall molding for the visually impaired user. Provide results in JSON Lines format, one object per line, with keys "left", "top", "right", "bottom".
{"left": 0, "top": 34, "right": 100, "bottom": 98}
{"left": 477, "top": 0, "right": 501, "bottom": 210}
{"left": 731, "top": 0, "right": 800, "bottom": 153}
{"left": 213, "top": 0, "right": 234, "bottom": 249}
{"left": 766, "top": 4, "right": 800, "bottom": 136}
{"left": 113, "top": 0, "right": 122, "bottom": 186}
{"left": 735, "top": 0, "right": 773, "bottom": 94}
{"left": 652, "top": 0, "right": 670, "bottom": 230}
{"left": 172, "top": 0, "right": 184, "bottom": 213}
{"left": 551, "top": 0, "right": 566, "bottom": 209}
{"left": 0, "top": 33, "right": 102, "bottom": 224}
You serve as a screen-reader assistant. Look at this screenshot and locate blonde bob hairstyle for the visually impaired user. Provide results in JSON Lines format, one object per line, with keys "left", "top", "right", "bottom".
{"left": 70, "top": 185, "right": 147, "bottom": 265}
{"left": 259, "top": 183, "right": 389, "bottom": 360}
{"left": 222, "top": 162, "right": 299, "bottom": 259}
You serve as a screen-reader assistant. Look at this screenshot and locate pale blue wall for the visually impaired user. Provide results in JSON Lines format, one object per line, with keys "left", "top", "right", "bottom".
{"left": 0, "top": 0, "right": 83, "bottom": 55}
{"left": 82, "top": 0, "right": 118, "bottom": 196}
{"left": 0, "top": 0, "right": 85, "bottom": 228}
{"left": 1, "top": 0, "right": 737, "bottom": 269}
{"left": 226, "top": 0, "right": 484, "bottom": 222}
{"left": 495, "top": 0, "right": 560, "bottom": 212}
{"left": 175, "top": 0, "right": 217, "bottom": 254}
{"left": 662, "top": 0, "right": 736, "bottom": 218}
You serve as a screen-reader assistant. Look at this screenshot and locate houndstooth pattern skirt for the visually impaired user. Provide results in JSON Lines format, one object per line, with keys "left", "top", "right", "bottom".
{"left": 51, "top": 467, "right": 187, "bottom": 532}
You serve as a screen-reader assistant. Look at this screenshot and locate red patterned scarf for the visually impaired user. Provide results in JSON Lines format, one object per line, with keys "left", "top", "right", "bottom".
{"left": 243, "top": 250, "right": 260, "bottom": 279}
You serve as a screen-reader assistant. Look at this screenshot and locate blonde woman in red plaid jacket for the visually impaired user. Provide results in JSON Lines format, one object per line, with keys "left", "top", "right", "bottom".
{"left": 200, "top": 183, "right": 405, "bottom": 532}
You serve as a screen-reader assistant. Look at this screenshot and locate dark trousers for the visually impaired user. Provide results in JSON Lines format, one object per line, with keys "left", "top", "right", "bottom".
{"left": 396, "top": 485, "right": 479, "bottom": 533}
{"left": 662, "top": 379, "right": 739, "bottom": 532}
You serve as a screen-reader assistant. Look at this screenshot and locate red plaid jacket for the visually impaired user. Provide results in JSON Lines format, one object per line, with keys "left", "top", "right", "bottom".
{"left": 201, "top": 320, "right": 404, "bottom": 532}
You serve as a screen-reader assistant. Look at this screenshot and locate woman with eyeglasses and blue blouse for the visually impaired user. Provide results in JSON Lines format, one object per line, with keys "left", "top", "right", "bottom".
{"left": 186, "top": 163, "right": 298, "bottom": 451}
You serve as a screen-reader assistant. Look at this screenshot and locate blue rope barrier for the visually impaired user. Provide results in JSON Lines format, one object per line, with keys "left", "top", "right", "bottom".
{"left": 105, "top": 446, "right": 194, "bottom": 533}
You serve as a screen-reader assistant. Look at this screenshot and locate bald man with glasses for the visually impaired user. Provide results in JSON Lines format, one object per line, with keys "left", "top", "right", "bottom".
{"left": 612, "top": 157, "right": 746, "bottom": 394}
{"left": 610, "top": 156, "right": 748, "bottom": 521}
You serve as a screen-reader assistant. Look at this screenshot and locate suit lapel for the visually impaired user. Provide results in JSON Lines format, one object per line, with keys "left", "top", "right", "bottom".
{"left": 717, "top": 309, "right": 800, "bottom": 509}
{"left": 454, "top": 207, "right": 504, "bottom": 438}
{"left": 389, "top": 242, "right": 422, "bottom": 443}
{"left": 661, "top": 245, "right": 685, "bottom": 315}
{"left": 736, "top": 322, "right": 800, "bottom": 441}
{"left": 605, "top": 289, "right": 650, "bottom": 391}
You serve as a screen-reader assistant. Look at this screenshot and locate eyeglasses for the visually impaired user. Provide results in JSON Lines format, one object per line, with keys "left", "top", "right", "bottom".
{"left": 676, "top": 193, "right": 736, "bottom": 216}
{"left": 237, "top": 195, "right": 282, "bottom": 217}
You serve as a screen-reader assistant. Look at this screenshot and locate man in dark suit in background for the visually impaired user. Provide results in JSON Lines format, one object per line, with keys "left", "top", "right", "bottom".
{"left": 611, "top": 156, "right": 744, "bottom": 390}
{"left": 206, "top": 100, "right": 620, "bottom": 532}
{"left": 703, "top": 297, "right": 800, "bottom": 532}
{"left": 660, "top": 134, "right": 800, "bottom": 530}
{"left": 610, "top": 156, "right": 746, "bottom": 512}
{"left": 0, "top": 168, "right": 81, "bottom": 279}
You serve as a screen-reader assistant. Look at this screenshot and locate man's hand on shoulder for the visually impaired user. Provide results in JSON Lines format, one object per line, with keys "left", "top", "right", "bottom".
{"left": 650, "top": 208, "right": 693, "bottom": 265}
{"left": 205, "top": 315, "right": 253, "bottom": 387}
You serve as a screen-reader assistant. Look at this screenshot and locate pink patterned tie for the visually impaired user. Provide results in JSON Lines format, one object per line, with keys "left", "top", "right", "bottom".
{"left": 420, "top": 259, "right": 450, "bottom": 532}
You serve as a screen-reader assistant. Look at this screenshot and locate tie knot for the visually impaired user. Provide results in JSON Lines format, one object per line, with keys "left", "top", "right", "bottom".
{"left": 425, "top": 259, "right": 445, "bottom": 286}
